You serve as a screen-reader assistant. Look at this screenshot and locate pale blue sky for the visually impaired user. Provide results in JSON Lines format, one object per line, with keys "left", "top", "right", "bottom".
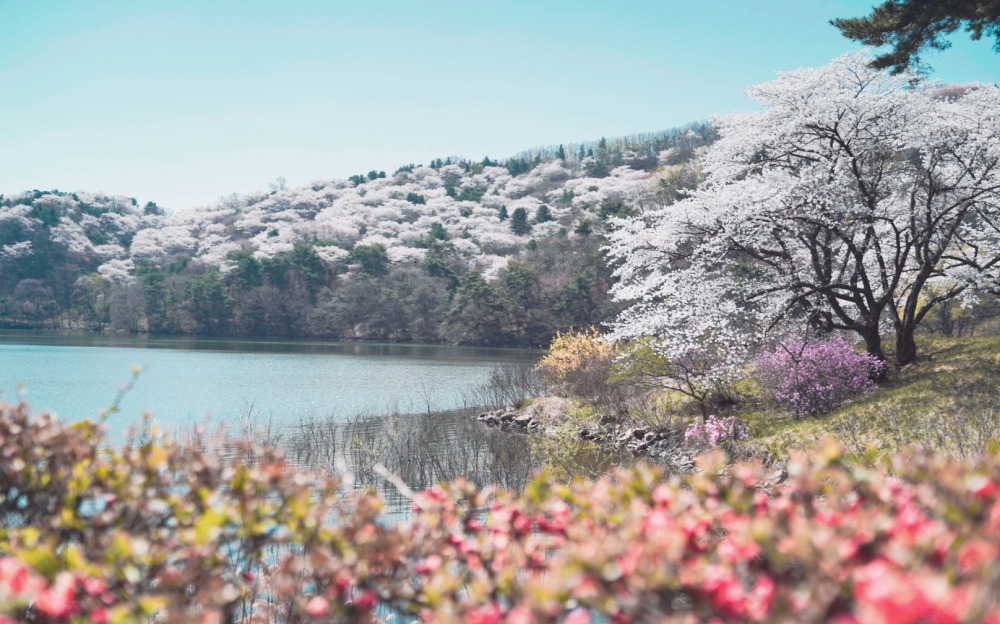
{"left": 1, "top": 1, "right": 998, "bottom": 210}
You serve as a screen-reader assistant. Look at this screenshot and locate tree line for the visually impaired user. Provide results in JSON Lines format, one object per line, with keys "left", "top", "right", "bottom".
{"left": 1, "top": 227, "right": 615, "bottom": 348}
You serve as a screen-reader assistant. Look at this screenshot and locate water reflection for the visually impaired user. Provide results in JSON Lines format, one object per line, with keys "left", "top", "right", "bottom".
{"left": 0, "top": 329, "right": 540, "bottom": 360}
{"left": 282, "top": 408, "right": 537, "bottom": 507}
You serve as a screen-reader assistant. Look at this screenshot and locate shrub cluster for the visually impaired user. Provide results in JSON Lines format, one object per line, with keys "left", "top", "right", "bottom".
{"left": 536, "top": 328, "right": 619, "bottom": 405}
{"left": 754, "top": 338, "right": 885, "bottom": 416}
{"left": 3, "top": 400, "right": 1000, "bottom": 623}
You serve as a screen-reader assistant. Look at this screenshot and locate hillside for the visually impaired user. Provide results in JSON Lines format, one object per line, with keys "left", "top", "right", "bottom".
{"left": 0, "top": 124, "right": 715, "bottom": 346}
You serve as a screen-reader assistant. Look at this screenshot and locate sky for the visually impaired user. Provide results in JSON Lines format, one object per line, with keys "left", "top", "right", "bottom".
{"left": 1, "top": 1, "right": 998, "bottom": 212}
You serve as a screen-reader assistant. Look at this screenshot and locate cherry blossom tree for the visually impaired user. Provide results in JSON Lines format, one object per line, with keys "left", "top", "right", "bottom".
{"left": 608, "top": 52, "right": 1000, "bottom": 367}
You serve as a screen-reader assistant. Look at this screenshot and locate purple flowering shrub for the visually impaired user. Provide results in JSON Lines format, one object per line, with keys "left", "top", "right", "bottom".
{"left": 754, "top": 337, "right": 886, "bottom": 417}
{"left": 684, "top": 415, "right": 750, "bottom": 449}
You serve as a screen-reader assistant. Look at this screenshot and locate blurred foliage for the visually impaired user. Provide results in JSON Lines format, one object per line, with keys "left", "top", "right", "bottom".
{"left": 3, "top": 397, "right": 1000, "bottom": 622}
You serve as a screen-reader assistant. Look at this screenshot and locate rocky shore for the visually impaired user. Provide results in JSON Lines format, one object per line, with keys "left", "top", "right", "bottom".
{"left": 474, "top": 403, "right": 698, "bottom": 474}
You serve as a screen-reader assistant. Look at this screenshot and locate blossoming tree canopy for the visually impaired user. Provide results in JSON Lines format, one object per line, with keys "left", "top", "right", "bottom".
{"left": 608, "top": 51, "right": 1000, "bottom": 367}
{"left": 0, "top": 156, "right": 669, "bottom": 286}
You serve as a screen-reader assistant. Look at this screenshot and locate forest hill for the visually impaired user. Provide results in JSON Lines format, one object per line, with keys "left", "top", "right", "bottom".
{"left": 0, "top": 125, "right": 714, "bottom": 347}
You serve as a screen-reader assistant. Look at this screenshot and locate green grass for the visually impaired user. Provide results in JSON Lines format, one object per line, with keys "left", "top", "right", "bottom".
{"left": 743, "top": 335, "right": 1000, "bottom": 459}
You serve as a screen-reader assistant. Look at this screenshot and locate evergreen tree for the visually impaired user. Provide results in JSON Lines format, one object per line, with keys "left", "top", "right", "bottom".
{"left": 833, "top": 0, "right": 1000, "bottom": 73}
{"left": 505, "top": 158, "right": 531, "bottom": 176}
{"left": 534, "top": 204, "right": 553, "bottom": 223}
{"left": 348, "top": 244, "right": 390, "bottom": 277}
{"left": 289, "top": 243, "right": 326, "bottom": 293}
{"left": 421, "top": 250, "right": 459, "bottom": 291}
{"left": 556, "top": 144, "right": 566, "bottom": 160}
{"left": 226, "top": 249, "right": 263, "bottom": 291}
{"left": 510, "top": 208, "right": 531, "bottom": 235}
{"left": 188, "top": 269, "right": 230, "bottom": 334}
{"left": 429, "top": 222, "right": 448, "bottom": 241}
{"left": 446, "top": 272, "right": 507, "bottom": 345}
{"left": 497, "top": 205, "right": 508, "bottom": 221}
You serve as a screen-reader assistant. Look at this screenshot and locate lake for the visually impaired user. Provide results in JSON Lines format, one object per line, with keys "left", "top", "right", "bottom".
{"left": 0, "top": 330, "right": 540, "bottom": 438}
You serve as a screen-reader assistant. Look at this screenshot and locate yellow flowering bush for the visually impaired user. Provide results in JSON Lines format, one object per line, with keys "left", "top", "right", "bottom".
{"left": 535, "top": 328, "right": 617, "bottom": 403}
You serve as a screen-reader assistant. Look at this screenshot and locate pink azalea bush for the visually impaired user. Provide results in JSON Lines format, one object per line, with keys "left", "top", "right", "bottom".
{"left": 684, "top": 415, "right": 749, "bottom": 449}
{"left": 0, "top": 560, "right": 117, "bottom": 624}
{"left": 754, "top": 337, "right": 886, "bottom": 416}
{"left": 3, "top": 399, "right": 1000, "bottom": 622}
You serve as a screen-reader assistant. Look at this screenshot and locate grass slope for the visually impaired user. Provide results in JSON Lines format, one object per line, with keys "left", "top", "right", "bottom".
{"left": 746, "top": 336, "right": 1000, "bottom": 460}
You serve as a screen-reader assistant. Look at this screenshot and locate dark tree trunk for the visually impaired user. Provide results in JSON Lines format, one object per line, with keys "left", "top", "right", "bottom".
{"left": 938, "top": 300, "right": 955, "bottom": 337}
{"left": 895, "top": 327, "right": 918, "bottom": 367}
{"left": 861, "top": 325, "right": 888, "bottom": 381}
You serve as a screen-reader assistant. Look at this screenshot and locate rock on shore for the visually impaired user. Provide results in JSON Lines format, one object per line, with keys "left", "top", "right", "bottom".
{"left": 474, "top": 397, "right": 697, "bottom": 473}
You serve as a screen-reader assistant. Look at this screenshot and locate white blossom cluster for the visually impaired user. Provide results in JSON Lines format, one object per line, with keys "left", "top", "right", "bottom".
{"left": 0, "top": 241, "right": 33, "bottom": 260}
{"left": 193, "top": 162, "right": 651, "bottom": 279}
{"left": 2, "top": 159, "right": 655, "bottom": 283}
{"left": 0, "top": 192, "right": 159, "bottom": 264}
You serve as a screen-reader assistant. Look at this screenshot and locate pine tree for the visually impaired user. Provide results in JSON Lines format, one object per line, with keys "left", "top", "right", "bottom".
{"left": 833, "top": 0, "right": 1000, "bottom": 73}
{"left": 429, "top": 222, "right": 448, "bottom": 241}
{"left": 534, "top": 204, "right": 553, "bottom": 223}
{"left": 510, "top": 208, "right": 531, "bottom": 235}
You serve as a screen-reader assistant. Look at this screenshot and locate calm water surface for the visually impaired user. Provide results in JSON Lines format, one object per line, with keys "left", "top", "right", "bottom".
{"left": 0, "top": 330, "right": 538, "bottom": 437}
